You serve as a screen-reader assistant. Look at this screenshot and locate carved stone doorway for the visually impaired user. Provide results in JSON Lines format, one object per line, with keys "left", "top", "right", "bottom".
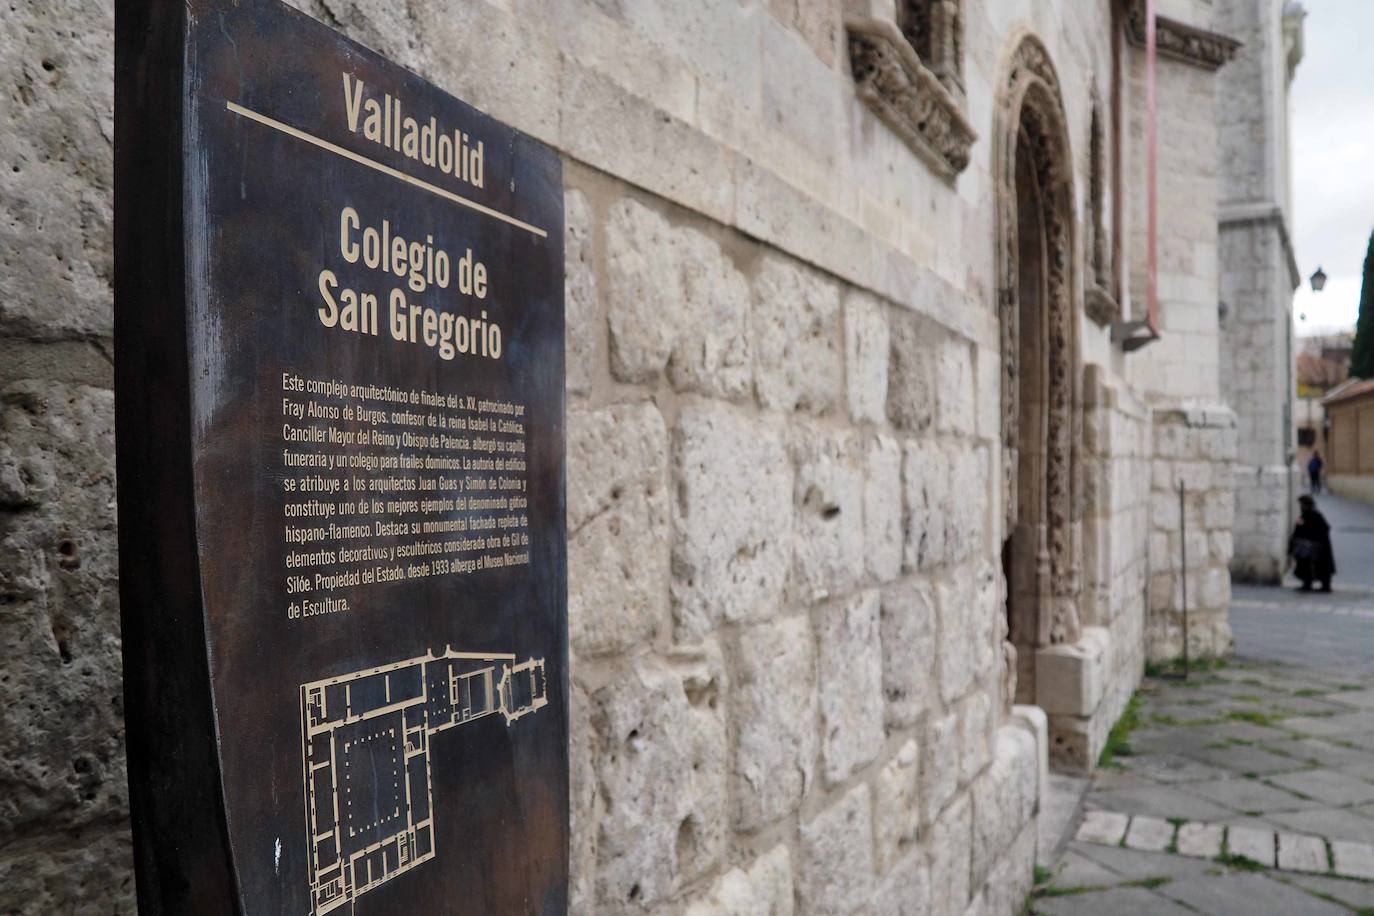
{"left": 995, "top": 34, "right": 1083, "bottom": 708}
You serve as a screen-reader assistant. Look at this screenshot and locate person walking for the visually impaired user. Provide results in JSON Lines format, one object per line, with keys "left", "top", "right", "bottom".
{"left": 1308, "top": 450, "right": 1325, "bottom": 494}
{"left": 1289, "top": 495, "right": 1336, "bottom": 592}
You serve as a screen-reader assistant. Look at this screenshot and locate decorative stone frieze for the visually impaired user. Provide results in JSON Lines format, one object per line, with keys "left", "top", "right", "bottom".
{"left": 1124, "top": 3, "right": 1242, "bottom": 71}
{"left": 845, "top": 17, "right": 977, "bottom": 179}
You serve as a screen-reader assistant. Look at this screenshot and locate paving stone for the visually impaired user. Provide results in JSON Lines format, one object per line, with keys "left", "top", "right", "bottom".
{"left": 1183, "top": 744, "right": 1306, "bottom": 776}
{"left": 1128, "top": 753, "right": 1233, "bottom": 785}
{"left": 1175, "top": 822, "right": 1223, "bottom": 858}
{"left": 1277, "top": 832, "right": 1329, "bottom": 873}
{"left": 1283, "top": 712, "right": 1374, "bottom": 739}
{"left": 1086, "top": 785, "right": 1235, "bottom": 822}
{"left": 1123, "top": 815, "right": 1174, "bottom": 852}
{"left": 1158, "top": 872, "right": 1349, "bottom": 916}
{"left": 1267, "top": 807, "right": 1374, "bottom": 846}
{"left": 1069, "top": 842, "right": 1214, "bottom": 881}
{"left": 1034, "top": 887, "right": 1195, "bottom": 916}
{"left": 1207, "top": 721, "right": 1290, "bottom": 744}
{"left": 1074, "top": 810, "right": 1128, "bottom": 846}
{"left": 1050, "top": 849, "right": 1121, "bottom": 889}
{"left": 1281, "top": 872, "right": 1374, "bottom": 910}
{"left": 1181, "top": 776, "right": 1321, "bottom": 814}
{"left": 1267, "top": 769, "right": 1374, "bottom": 806}
{"left": 1122, "top": 727, "right": 1217, "bottom": 757}
{"left": 1226, "top": 825, "right": 1276, "bottom": 866}
{"left": 1331, "top": 840, "right": 1374, "bottom": 880}
{"left": 1264, "top": 737, "right": 1371, "bottom": 769}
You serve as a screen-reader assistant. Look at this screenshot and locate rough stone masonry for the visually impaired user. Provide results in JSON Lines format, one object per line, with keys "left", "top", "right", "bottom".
{"left": 0, "top": 0, "right": 1297, "bottom": 913}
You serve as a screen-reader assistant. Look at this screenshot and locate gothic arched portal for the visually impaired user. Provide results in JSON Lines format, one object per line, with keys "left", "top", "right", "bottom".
{"left": 993, "top": 33, "right": 1084, "bottom": 706}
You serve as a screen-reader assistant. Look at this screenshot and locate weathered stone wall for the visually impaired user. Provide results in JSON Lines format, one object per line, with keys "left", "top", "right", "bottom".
{"left": 1147, "top": 406, "right": 1238, "bottom": 662}
{"left": 0, "top": 0, "right": 1258, "bottom": 911}
{"left": 0, "top": 0, "right": 130, "bottom": 912}
{"left": 562, "top": 166, "right": 1039, "bottom": 915}
{"left": 1220, "top": 217, "right": 1297, "bottom": 582}
{"left": 1055, "top": 365, "right": 1150, "bottom": 768}
{"left": 1125, "top": 51, "right": 1222, "bottom": 404}
{"left": 1215, "top": 0, "right": 1302, "bottom": 583}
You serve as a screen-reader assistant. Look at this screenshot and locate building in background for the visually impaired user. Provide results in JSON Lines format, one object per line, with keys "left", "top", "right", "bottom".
{"left": 1296, "top": 331, "right": 1352, "bottom": 472}
{"left": 1217, "top": 0, "right": 1307, "bottom": 582}
{"left": 0, "top": 1, "right": 1300, "bottom": 913}
{"left": 1322, "top": 377, "right": 1374, "bottom": 501}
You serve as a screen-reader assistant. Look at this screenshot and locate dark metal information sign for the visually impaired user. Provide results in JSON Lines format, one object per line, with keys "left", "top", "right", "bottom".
{"left": 115, "top": 2, "right": 567, "bottom": 912}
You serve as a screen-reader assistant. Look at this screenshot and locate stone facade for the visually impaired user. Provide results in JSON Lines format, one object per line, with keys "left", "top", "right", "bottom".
{"left": 0, "top": 0, "right": 1289, "bottom": 912}
{"left": 1216, "top": 0, "right": 1305, "bottom": 582}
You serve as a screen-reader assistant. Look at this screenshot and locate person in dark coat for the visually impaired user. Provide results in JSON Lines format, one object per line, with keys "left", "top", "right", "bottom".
{"left": 1289, "top": 495, "right": 1335, "bottom": 592}
{"left": 1308, "top": 450, "right": 1325, "bottom": 494}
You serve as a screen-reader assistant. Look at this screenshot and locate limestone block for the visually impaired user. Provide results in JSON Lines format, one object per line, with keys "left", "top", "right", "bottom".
{"left": 760, "top": 18, "right": 842, "bottom": 167}
{"left": 791, "top": 428, "right": 865, "bottom": 605}
{"left": 1176, "top": 822, "right": 1223, "bottom": 858}
{"left": 844, "top": 289, "right": 890, "bottom": 424}
{"left": 605, "top": 198, "right": 682, "bottom": 383}
{"left": 959, "top": 691, "right": 993, "bottom": 787}
{"left": 921, "top": 713, "right": 959, "bottom": 825}
{"left": 888, "top": 313, "right": 935, "bottom": 433}
{"left": 592, "top": 652, "right": 727, "bottom": 909}
{"left": 974, "top": 347, "right": 1000, "bottom": 443}
{"left": 1199, "top": 567, "right": 1230, "bottom": 610}
{"left": 568, "top": 403, "right": 670, "bottom": 656}
{"left": 903, "top": 440, "right": 948, "bottom": 571}
{"left": 408, "top": 1, "right": 560, "bottom": 138}
{"left": 752, "top": 254, "right": 843, "bottom": 414}
{"left": 563, "top": 188, "right": 601, "bottom": 397}
{"left": 945, "top": 446, "right": 988, "bottom": 565}
{"left": 817, "top": 590, "right": 885, "bottom": 786}
{"left": 0, "top": 826, "right": 133, "bottom": 916}
{"left": 936, "top": 337, "right": 975, "bottom": 436}
{"left": 880, "top": 579, "right": 937, "bottom": 728}
{"left": 1226, "top": 826, "right": 1275, "bottom": 867}
{"left": 864, "top": 433, "right": 903, "bottom": 583}
{"left": 981, "top": 823, "right": 1036, "bottom": 916}
{"left": 1010, "top": 704, "right": 1049, "bottom": 819}
{"left": 1035, "top": 627, "right": 1109, "bottom": 717}
{"left": 0, "top": 383, "right": 126, "bottom": 848}
{"left": 1203, "top": 488, "right": 1233, "bottom": 530}
{"left": 1075, "top": 810, "right": 1129, "bottom": 845}
{"left": 927, "top": 794, "right": 972, "bottom": 916}
{"left": 797, "top": 784, "right": 875, "bottom": 916}
{"left": 971, "top": 728, "right": 1038, "bottom": 890}
{"left": 936, "top": 578, "right": 976, "bottom": 704}
{"left": 562, "top": 66, "right": 736, "bottom": 224}
{"left": 732, "top": 616, "right": 818, "bottom": 830}
{"left": 1124, "top": 815, "right": 1174, "bottom": 852}
{"left": 1276, "top": 832, "right": 1327, "bottom": 873}
{"left": 673, "top": 402, "right": 793, "bottom": 638}
{"left": 873, "top": 847, "right": 931, "bottom": 916}
{"left": 569, "top": 679, "right": 598, "bottom": 913}
{"left": 874, "top": 739, "right": 921, "bottom": 872}
{"left": 603, "top": 200, "right": 752, "bottom": 397}
{"left": 683, "top": 844, "right": 795, "bottom": 916}
{"left": 669, "top": 228, "right": 754, "bottom": 400}
{"left": 0, "top": 2, "right": 114, "bottom": 342}
{"left": 1332, "top": 840, "right": 1374, "bottom": 880}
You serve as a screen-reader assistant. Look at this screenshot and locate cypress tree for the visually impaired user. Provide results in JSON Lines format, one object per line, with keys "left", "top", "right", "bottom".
{"left": 1350, "top": 229, "right": 1374, "bottom": 378}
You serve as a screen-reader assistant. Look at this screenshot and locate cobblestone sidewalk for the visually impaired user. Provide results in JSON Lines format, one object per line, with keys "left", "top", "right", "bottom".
{"left": 1035, "top": 654, "right": 1374, "bottom": 913}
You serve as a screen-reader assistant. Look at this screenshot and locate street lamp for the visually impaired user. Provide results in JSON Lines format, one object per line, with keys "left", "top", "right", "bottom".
{"left": 1311, "top": 265, "right": 1327, "bottom": 292}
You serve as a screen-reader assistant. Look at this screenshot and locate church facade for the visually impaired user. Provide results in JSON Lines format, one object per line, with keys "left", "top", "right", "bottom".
{"left": 0, "top": 0, "right": 1299, "bottom": 913}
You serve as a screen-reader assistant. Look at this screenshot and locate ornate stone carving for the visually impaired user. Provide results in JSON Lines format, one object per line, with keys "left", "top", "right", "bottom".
{"left": 994, "top": 33, "right": 1083, "bottom": 648}
{"left": 1124, "top": 2, "right": 1242, "bottom": 71}
{"left": 846, "top": 17, "right": 976, "bottom": 179}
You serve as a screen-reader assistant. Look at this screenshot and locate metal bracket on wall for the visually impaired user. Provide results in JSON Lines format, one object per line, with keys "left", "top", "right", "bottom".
{"left": 1111, "top": 319, "right": 1159, "bottom": 352}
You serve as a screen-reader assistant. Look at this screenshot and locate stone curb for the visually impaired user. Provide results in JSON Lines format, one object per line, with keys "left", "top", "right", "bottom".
{"left": 1074, "top": 809, "right": 1374, "bottom": 880}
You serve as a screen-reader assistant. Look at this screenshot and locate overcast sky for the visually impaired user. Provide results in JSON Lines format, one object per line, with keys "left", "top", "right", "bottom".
{"left": 1290, "top": 0, "right": 1374, "bottom": 336}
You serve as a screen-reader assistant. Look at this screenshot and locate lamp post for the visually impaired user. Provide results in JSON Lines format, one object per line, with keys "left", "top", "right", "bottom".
{"left": 1311, "top": 265, "right": 1327, "bottom": 292}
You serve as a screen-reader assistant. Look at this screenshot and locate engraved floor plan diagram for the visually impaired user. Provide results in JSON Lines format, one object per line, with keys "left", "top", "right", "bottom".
{"left": 299, "top": 648, "right": 549, "bottom": 915}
